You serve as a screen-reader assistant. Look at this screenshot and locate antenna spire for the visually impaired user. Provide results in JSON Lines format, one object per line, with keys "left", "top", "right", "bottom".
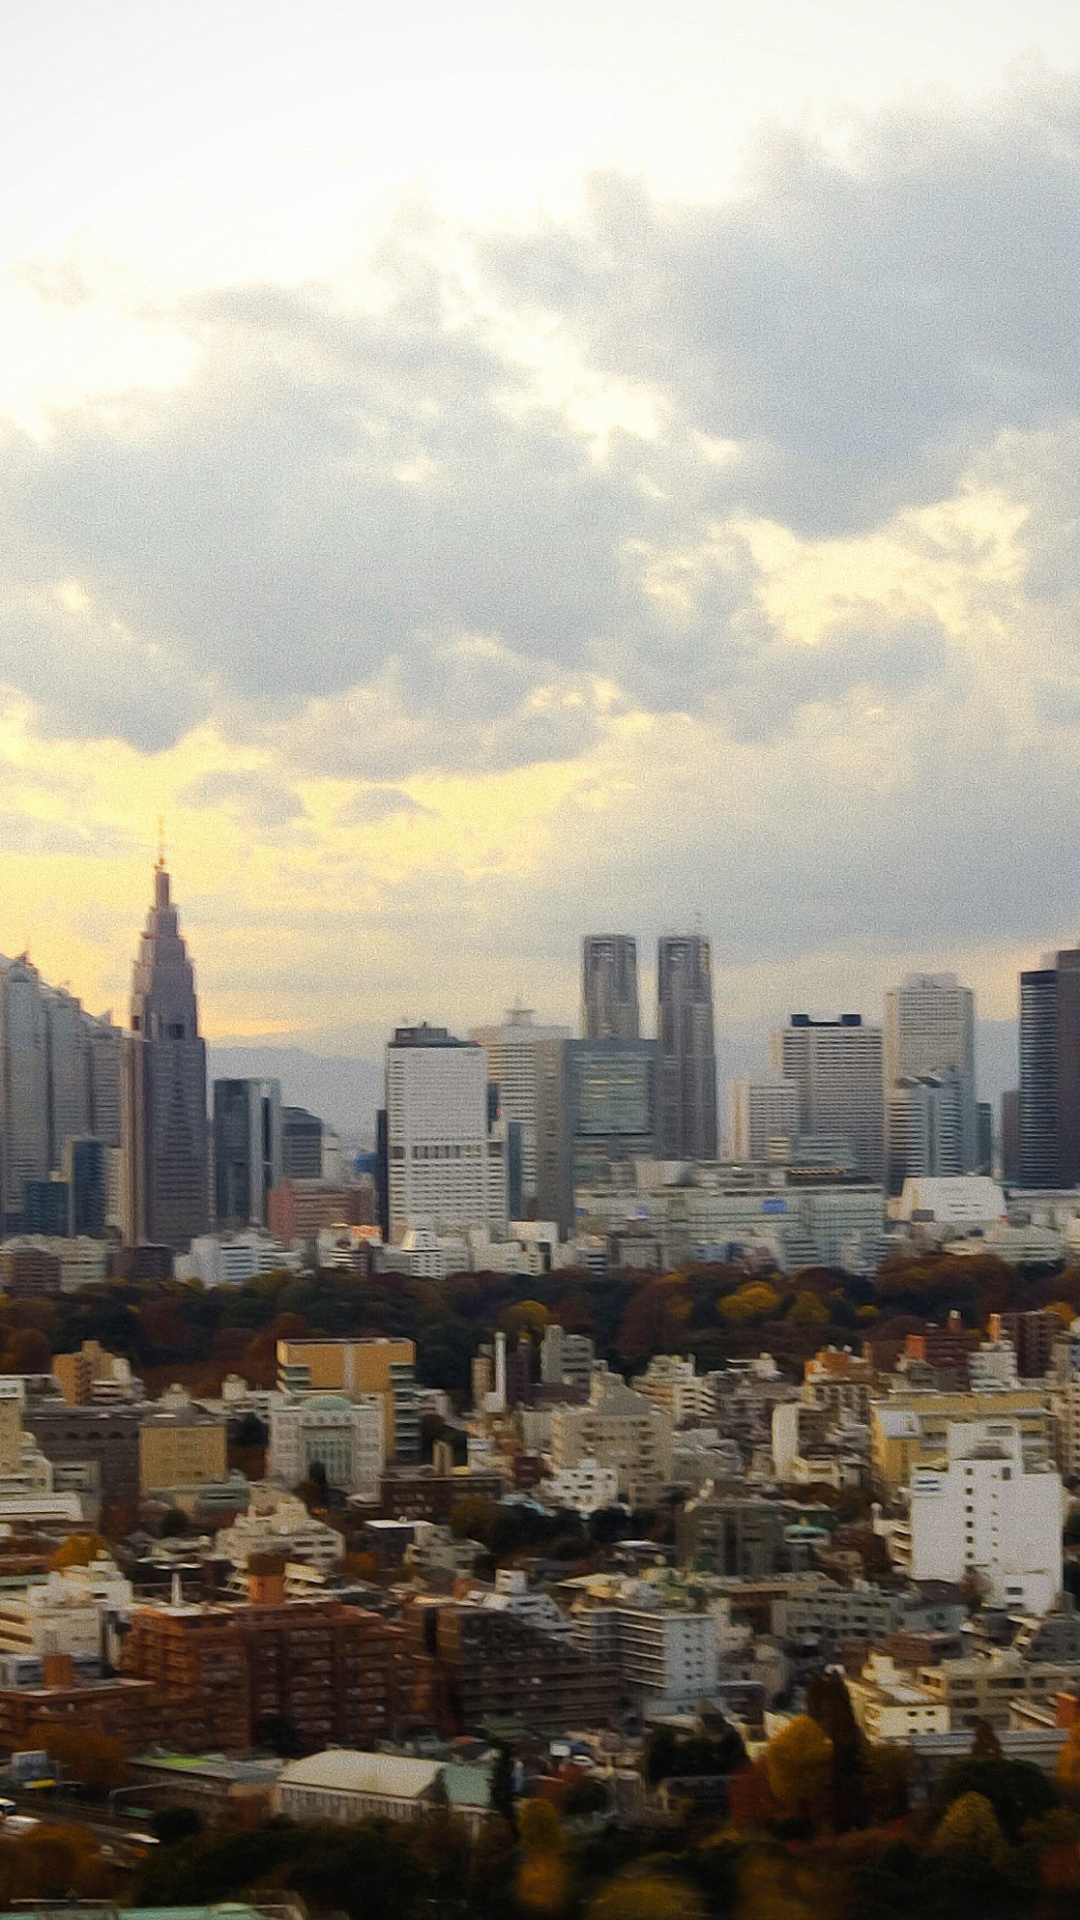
{"left": 156, "top": 817, "right": 166, "bottom": 871}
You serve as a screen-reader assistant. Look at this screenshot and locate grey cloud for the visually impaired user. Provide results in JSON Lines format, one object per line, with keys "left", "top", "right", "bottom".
{"left": 0, "top": 812, "right": 133, "bottom": 856}
{"left": 177, "top": 768, "right": 306, "bottom": 828}
{"left": 335, "top": 786, "right": 432, "bottom": 825}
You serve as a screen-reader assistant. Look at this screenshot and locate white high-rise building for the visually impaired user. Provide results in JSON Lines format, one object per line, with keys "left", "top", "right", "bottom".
{"left": 772, "top": 1015, "right": 885, "bottom": 1183}
{"left": 385, "top": 1024, "right": 509, "bottom": 1243}
{"left": 469, "top": 1005, "right": 571, "bottom": 1208}
{"left": 884, "top": 973, "right": 976, "bottom": 1184}
{"left": 896, "top": 1419, "right": 1062, "bottom": 1614}
{"left": 730, "top": 1078, "right": 800, "bottom": 1162}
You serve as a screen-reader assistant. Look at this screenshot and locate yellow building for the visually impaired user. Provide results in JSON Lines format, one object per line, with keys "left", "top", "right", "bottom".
{"left": 276, "top": 1338, "right": 419, "bottom": 1459}
{"left": 139, "top": 1386, "right": 228, "bottom": 1495}
{"left": 871, "top": 1388, "right": 1054, "bottom": 1497}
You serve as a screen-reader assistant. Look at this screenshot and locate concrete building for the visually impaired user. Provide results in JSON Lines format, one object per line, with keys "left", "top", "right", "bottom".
{"left": 772, "top": 1013, "right": 885, "bottom": 1183}
{"left": 138, "top": 1387, "right": 228, "bottom": 1498}
{"left": 407, "top": 1592, "right": 616, "bottom": 1731}
{"left": 0, "top": 1558, "right": 132, "bottom": 1661}
{"left": 0, "top": 1235, "right": 107, "bottom": 1293}
{"left": 915, "top": 1652, "right": 1077, "bottom": 1731}
{"left": 886, "top": 1068, "right": 968, "bottom": 1196}
{"left": 561, "top": 1036, "right": 660, "bottom": 1221}
{"left": 216, "top": 1490, "right": 345, "bottom": 1572}
{"left": 275, "top": 1749, "right": 490, "bottom": 1832}
{"left": 469, "top": 1006, "right": 572, "bottom": 1212}
{"left": 276, "top": 1337, "right": 419, "bottom": 1460}
{"left": 577, "top": 1163, "right": 885, "bottom": 1273}
{"left": 540, "top": 1324, "right": 595, "bottom": 1391}
{"left": 884, "top": 972, "right": 976, "bottom": 1184}
{"left": 385, "top": 1024, "right": 508, "bottom": 1243}
{"left": 22, "top": 1399, "right": 143, "bottom": 1515}
{"left": 631, "top": 1354, "right": 715, "bottom": 1427}
{"left": 268, "top": 1393, "right": 384, "bottom": 1498}
{"left": 52, "top": 1342, "right": 143, "bottom": 1407}
{"left": 847, "top": 1652, "right": 950, "bottom": 1741}
{"left": 181, "top": 1230, "right": 297, "bottom": 1288}
{"left": 549, "top": 1371, "right": 673, "bottom": 1503}
{"left": 870, "top": 1387, "right": 1055, "bottom": 1498}
{"left": 213, "top": 1078, "right": 283, "bottom": 1230}
{"left": 539, "top": 1461, "right": 620, "bottom": 1514}
{"left": 657, "top": 933, "right": 718, "bottom": 1161}
{"left": 571, "top": 1590, "right": 720, "bottom": 1706}
{"left": 268, "top": 1177, "right": 374, "bottom": 1243}
{"left": 730, "top": 1078, "right": 800, "bottom": 1163}
{"left": 890, "top": 1419, "right": 1062, "bottom": 1613}
{"left": 582, "top": 935, "right": 640, "bottom": 1041}
{"left": 121, "top": 861, "right": 209, "bottom": 1252}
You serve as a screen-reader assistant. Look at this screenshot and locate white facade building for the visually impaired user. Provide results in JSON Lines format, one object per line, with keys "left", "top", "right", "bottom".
{"left": 539, "top": 1460, "right": 620, "bottom": 1515}
{"left": 549, "top": 1371, "right": 673, "bottom": 1503}
{"left": 268, "top": 1393, "right": 385, "bottom": 1498}
{"left": 884, "top": 972, "right": 976, "bottom": 1177}
{"left": 469, "top": 1007, "right": 572, "bottom": 1209}
{"left": 730, "top": 1079, "right": 800, "bottom": 1163}
{"left": 385, "top": 1025, "right": 509, "bottom": 1243}
{"left": 0, "top": 1556, "right": 132, "bottom": 1660}
{"left": 772, "top": 1015, "right": 885, "bottom": 1184}
{"left": 216, "top": 1489, "right": 344, "bottom": 1571}
{"left": 631, "top": 1355, "right": 715, "bottom": 1427}
{"left": 896, "top": 1419, "right": 1063, "bottom": 1613}
{"left": 180, "top": 1231, "right": 300, "bottom": 1288}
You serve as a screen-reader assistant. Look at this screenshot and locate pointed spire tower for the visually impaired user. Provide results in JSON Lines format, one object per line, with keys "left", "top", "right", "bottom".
{"left": 121, "top": 856, "right": 209, "bottom": 1250}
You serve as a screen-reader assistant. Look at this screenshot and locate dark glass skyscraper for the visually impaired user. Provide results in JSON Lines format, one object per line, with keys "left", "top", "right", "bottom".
{"left": 657, "top": 933, "right": 718, "bottom": 1160}
{"left": 213, "top": 1077, "right": 283, "bottom": 1229}
{"left": 121, "top": 862, "right": 209, "bottom": 1250}
{"left": 1019, "top": 948, "right": 1080, "bottom": 1187}
{"left": 581, "top": 936, "right": 639, "bottom": 1041}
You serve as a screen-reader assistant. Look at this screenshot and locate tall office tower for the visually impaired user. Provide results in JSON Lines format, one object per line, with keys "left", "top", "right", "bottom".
{"left": 772, "top": 1014, "right": 885, "bottom": 1183}
{"left": 1019, "top": 947, "right": 1080, "bottom": 1187}
{"left": 581, "top": 935, "right": 639, "bottom": 1041}
{"left": 213, "top": 1078, "right": 283, "bottom": 1230}
{"left": 469, "top": 1005, "right": 572, "bottom": 1212}
{"left": 385, "top": 1023, "right": 508, "bottom": 1243}
{"left": 556, "top": 1036, "right": 660, "bottom": 1230}
{"left": 884, "top": 972, "right": 976, "bottom": 1182}
{"left": 85, "top": 1013, "right": 123, "bottom": 1148}
{"left": 0, "top": 955, "right": 49, "bottom": 1227}
{"left": 885, "top": 1068, "right": 966, "bottom": 1195}
{"left": 121, "top": 861, "right": 209, "bottom": 1251}
{"left": 730, "top": 1078, "right": 800, "bottom": 1162}
{"left": 43, "top": 984, "right": 91, "bottom": 1171}
{"left": 63, "top": 1136, "right": 108, "bottom": 1237}
{"left": 656, "top": 933, "right": 718, "bottom": 1159}
{"left": 282, "top": 1105, "right": 324, "bottom": 1178}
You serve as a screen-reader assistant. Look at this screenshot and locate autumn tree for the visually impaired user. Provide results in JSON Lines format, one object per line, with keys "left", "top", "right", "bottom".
{"left": 932, "top": 1789, "right": 1006, "bottom": 1867}
{"left": 762, "top": 1715, "right": 833, "bottom": 1821}
{"left": 50, "top": 1531, "right": 109, "bottom": 1570}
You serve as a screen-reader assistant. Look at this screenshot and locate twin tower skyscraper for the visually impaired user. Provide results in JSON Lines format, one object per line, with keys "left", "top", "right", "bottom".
{"left": 581, "top": 933, "right": 718, "bottom": 1161}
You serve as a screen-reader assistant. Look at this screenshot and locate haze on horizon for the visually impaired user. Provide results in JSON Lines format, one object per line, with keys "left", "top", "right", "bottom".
{"left": 1, "top": 0, "right": 1079, "bottom": 1067}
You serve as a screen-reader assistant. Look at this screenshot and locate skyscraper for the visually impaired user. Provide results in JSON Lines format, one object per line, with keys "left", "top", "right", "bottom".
{"left": 43, "top": 983, "right": 91, "bottom": 1171}
{"left": 0, "top": 956, "right": 49, "bottom": 1227}
{"left": 1019, "top": 947, "right": 1080, "bottom": 1187}
{"left": 884, "top": 972, "right": 976, "bottom": 1187}
{"left": 469, "top": 1005, "right": 572, "bottom": 1211}
{"left": 213, "top": 1078, "right": 283, "bottom": 1229}
{"left": 384, "top": 1023, "right": 508, "bottom": 1242}
{"left": 121, "top": 861, "right": 209, "bottom": 1250}
{"left": 656, "top": 933, "right": 718, "bottom": 1159}
{"left": 773, "top": 1014, "right": 885, "bottom": 1183}
{"left": 581, "top": 936, "right": 639, "bottom": 1041}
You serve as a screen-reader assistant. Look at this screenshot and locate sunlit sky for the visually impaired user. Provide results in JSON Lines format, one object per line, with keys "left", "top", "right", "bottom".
{"left": 2, "top": 0, "right": 1080, "bottom": 1090}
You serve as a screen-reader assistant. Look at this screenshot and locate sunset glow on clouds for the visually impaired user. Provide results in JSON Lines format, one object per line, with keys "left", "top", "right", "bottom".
{"left": 2, "top": 2, "right": 1080, "bottom": 1066}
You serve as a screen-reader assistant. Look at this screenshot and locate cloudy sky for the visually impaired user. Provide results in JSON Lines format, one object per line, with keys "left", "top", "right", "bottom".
{"left": 2, "top": 0, "right": 1080, "bottom": 1082}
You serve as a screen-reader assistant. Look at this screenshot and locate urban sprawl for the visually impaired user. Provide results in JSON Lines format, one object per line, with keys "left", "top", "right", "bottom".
{"left": 3, "top": 876, "right": 1080, "bottom": 1914}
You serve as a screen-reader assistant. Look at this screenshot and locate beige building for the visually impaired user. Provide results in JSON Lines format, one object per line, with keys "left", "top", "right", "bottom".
{"left": 0, "top": 1557, "right": 132, "bottom": 1660}
{"left": 276, "top": 1338, "right": 419, "bottom": 1460}
{"left": 53, "top": 1341, "right": 142, "bottom": 1406}
{"left": 631, "top": 1355, "right": 714, "bottom": 1427}
{"left": 871, "top": 1388, "right": 1054, "bottom": 1497}
{"left": 916, "top": 1652, "right": 1078, "bottom": 1731}
{"left": 139, "top": 1386, "right": 228, "bottom": 1495}
{"left": 550, "top": 1370, "right": 673, "bottom": 1503}
{"left": 847, "top": 1653, "right": 950, "bottom": 1741}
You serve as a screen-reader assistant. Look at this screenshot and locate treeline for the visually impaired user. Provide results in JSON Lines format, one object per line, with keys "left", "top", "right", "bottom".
{"left": 3, "top": 1246, "right": 1078, "bottom": 1399}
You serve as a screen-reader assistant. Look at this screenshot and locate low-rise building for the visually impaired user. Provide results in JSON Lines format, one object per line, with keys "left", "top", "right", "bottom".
{"left": 268, "top": 1393, "right": 384, "bottom": 1498}
{"left": 275, "top": 1749, "right": 490, "bottom": 1834}
{"left": 916, "top": 1653, "right": 1079, "bottom": 1731}
{"left": 549, "top": 1370, "right": 673, "bottom": 1504}
{"left": 139, "top": 1387, "right": 228, "bottom": 1498}
{"left": 846, "top": 1652, "right": 950, "bottom": 1741}
{"left": 216, "top": 1489, "right": 345, "bottom": 1571}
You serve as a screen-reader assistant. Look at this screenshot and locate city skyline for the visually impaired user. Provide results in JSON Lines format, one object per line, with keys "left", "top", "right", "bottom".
{"left": 0, "top": 9, "right": 1078, "bottom": 1060}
